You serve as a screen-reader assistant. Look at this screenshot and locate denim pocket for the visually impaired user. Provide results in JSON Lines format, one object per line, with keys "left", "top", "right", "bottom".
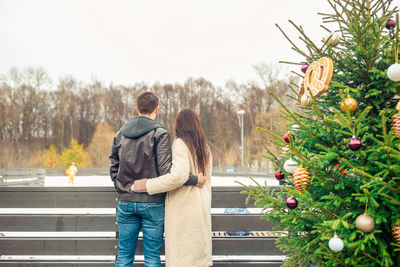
{"left": 116, "top": 201, "right": 130, "bottom": 222}
{"left": 143, "top": 203, "right": 165, "bottom": 226}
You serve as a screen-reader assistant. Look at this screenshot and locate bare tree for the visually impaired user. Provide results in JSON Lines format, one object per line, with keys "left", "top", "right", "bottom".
{"left": 253, "top": 63, "right": 290, "bottom": 112}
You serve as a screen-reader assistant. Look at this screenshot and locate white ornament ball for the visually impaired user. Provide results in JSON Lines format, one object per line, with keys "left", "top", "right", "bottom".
{"left": 301, "top": 94, "right": 312, "bottom": 107}
{"left": 387, "top": 63, "right": 400, "bottom": 81}
{"left": 329, "top": 234, "right": 344, "bottom": 252}
{"left": 323, "top": 32, "right": 341, "bottom": 47}
{"left": 284, "top": 158, "right": 298, "bottom": 174}
{"left": 291, "top": 124, "right": 301, "bottom": 135}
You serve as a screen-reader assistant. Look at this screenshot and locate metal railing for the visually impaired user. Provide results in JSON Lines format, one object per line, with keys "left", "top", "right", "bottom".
{"left": 0, "top": 168, "right": 45, "bottom": 186}
{"left": 212, "top": 167, "right": 274, "bottom": 177}
{"left": 0, "top": 167, "right": 274, "bottom": 180}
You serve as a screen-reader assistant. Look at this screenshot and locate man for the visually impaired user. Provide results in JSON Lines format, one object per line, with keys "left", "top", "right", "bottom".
{"left": 109, "top": 91, "right": 199, "bottom": 267}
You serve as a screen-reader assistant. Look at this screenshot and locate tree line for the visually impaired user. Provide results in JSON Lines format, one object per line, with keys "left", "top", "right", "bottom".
{"left": 0, "top": 65, "right": 296, "bottom": 168}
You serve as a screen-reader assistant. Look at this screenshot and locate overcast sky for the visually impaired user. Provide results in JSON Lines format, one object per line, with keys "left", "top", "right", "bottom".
{"left": 0, "top": 0, "right": 399, "bottom": 87}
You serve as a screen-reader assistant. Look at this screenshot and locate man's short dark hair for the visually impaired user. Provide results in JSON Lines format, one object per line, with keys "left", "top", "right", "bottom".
{"left": 137, "top": 92, "right": 159, "bottom": 114}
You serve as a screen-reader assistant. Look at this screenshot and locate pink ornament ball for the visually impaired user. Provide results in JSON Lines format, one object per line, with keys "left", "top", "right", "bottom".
{"left": 348, "top": 137, "right": 362, "bottom": 151}
{"left": 286, "top": 197, "right": 298, "bottom": 209}
{"left": 386, "top": 19, "right": 397, "bottom": 29}
{"left": 301, "top": 64, "right": 309, "bottom": 74}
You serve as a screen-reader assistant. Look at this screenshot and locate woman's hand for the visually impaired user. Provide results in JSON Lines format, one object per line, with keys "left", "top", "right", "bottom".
{"left": 131, "top": 179, "right": 148, "bottom": 192}
{"left": 196, "top": 173, "right": 206, "bottom": 188}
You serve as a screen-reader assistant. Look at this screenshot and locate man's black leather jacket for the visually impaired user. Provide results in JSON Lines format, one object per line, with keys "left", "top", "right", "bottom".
{"left": 109, "top": 116, "right": 197, "bottom": 203}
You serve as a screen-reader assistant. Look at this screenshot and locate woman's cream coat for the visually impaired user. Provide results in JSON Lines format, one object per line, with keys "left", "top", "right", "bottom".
{"left": 146, "top": 138, "right": 213, "bottom": 267}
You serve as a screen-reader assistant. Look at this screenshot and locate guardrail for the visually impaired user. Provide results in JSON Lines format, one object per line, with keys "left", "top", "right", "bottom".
{"left": 45, "top": 167, "right": 274, "bottom": 177}
{"left": 0, "top": 168, "right": 274, "bottom": 178}
{"left": 0, "top": 186, "right": 286, "bottom": 266}
{"left": 213, "top": 167, "right": 274, "bottom": 177}
{"left": 0, "top": 168, "right": 45, "bottom": 186}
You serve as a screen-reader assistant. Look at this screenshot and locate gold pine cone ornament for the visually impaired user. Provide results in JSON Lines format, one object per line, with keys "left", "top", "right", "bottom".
{"left": 393, "top": 112, "right": 400, "bottom": 137}
{"left": 293, "top": 165, "right": 311, "bottom": 193}
{"left": 393, "top": 100, "right": 400, "bottom": 137}
{"left": 392, "top": 224, "right": 400, "bottom": 245}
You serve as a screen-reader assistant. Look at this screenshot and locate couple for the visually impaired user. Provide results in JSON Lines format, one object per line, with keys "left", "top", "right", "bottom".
{"left": 109, "top": 92, "right": 213, "bottom": 267}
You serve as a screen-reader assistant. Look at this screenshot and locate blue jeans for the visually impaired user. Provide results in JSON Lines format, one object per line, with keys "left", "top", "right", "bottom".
{"left": 116, "top": 201, "right": 164, "bottom": 267}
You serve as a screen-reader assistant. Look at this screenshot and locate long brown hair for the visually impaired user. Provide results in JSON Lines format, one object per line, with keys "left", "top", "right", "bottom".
{"left": 174, "top": 108, "right": 210, "bottom": 175}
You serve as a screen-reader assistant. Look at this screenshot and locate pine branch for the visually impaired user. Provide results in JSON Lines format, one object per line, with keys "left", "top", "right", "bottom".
{"left": 288, "top": 83, "right": 299, "bottom": 95}
{"left": 279, "top": 61, "right": 303, "bottom": 65}
{"left": 340, "top": 157, "right": 400, "bottom": 194}
{"left": 380, "top": 146, "right": 400, "bottom": 156}
{"left": 275, "top": 23, "right": 310, "bottom": 59}
{"left": 288, "top": 141, "right": 339, "bottom": 185}
{"left": 320, "top": 242, "right": 348, "bottom": 266}
{"left": 291, "top": 71, "right": 304, "bottom": 79}
{"left": 271, "top": 92, "right": 333, "bottom": 151}
{"left": 328, "top": 49, "right": 366, "bottom": 77}
{"left": 320, "top": 25, "right": 333, "bottom": 33}
{"left": 257, "top": 127, "right": 286, "bottom": 144}
{"left": 361, "top": 250, "right": 382, "bottom": 265}
{"left": 288, "top": 20, "right": 324, "bottom": 56}
{"left": 306, "top": 88, "right": 340, "bottom": 149}
{"left": 380, "top": 193, "right": 400, "bottom": 205}
{"left": 354, "top": 106, "right": 373, "bottom": 128}
{"left": 365, "top": 0, "right": 371, "bottom": 19}
{"left": 327, "top": 0, "right": 352, "bottom": 30}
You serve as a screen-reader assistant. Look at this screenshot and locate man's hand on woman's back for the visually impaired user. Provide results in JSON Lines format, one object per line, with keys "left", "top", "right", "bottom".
{"left": 132, "top": 173, "right": 205, "bottom": 192}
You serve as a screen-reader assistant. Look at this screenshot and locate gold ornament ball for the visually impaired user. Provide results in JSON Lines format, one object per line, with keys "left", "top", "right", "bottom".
{"left": 340, "top": 95, "right": 358, "bottom": 113}
{"left": 355, "top": 214, "right": 375, "bottom": 233}
{"left": 392, "top": 224, "right": 400, "bottom": 245}
{"left": 293, "top": 165, "right": 311, "bottom": 193}
{"left": 392, "top": 112, "right": 400, "bottom": 137}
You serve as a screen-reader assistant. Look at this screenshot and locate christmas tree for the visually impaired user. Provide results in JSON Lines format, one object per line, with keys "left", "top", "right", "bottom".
{"left": 242, "top": 0, "right": 400, "bottom": 266}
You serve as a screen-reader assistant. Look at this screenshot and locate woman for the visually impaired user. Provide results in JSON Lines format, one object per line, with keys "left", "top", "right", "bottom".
{"left": 133, "top": 108, "right": 213, "bottom": 267}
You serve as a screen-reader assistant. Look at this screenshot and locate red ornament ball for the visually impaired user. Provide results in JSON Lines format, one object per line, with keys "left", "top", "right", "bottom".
{"left": 386, "top": 19, "right": 397, "bottom": 29}
{"left": 275, "top": 170, "right": 284, "bottom": 180}
{"left": 286, "top": 197, "right": 298, "bottom": 209}
{"left": 284, "top": 132, "right": 295, "bottom": 143}
{"left": 331, "top": 163, "right": 347, "bottom": 175}
{"left": 301, "top": 64, "right": 309, "bottom": 74}
{"left": 348, "top": 137, "right": 362, "bottom": 151}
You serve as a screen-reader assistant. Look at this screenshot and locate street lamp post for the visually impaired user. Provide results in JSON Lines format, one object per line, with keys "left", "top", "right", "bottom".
{"left": 237, "top": 110, "right": 245, "bottom": 169}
